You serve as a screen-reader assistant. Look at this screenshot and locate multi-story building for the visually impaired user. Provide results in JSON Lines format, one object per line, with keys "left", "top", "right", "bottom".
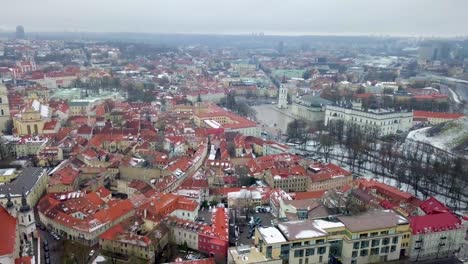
{"left": 408, "top": 197, "right": 466, "bottom": 262}
{"left": 13, "top": 100, "right": 50, "bottom": 136}
{"left": 0, "top": 167, "right": 48, "bottom": 209}
{"left": 338, "top": 210, "right": 410, "bottom": 264}
{"left": 253, "top": 154, "right": 352, "bottom": 193}
{"left": 193, "top": 103, "right": 259, "bottom": 137}
{"left": 324, "top": 105, "right": 413, "bottom": 136}
{"left": 412, "top": 110, "right": 464, "bottom": 125}
{"left": 99, "top": 217, "right": 170, "bottom": 263}
{"left": 0, "top": 83, "right": 11, "bottom": 133}
{"left": 291, "top": 94, "right": 331, "bottom": 122}
{"left": 37, "top": 191, "right": 134, "bottom": 246}
{"left": 254, "top": 219, "right": 345, "bottom": 264}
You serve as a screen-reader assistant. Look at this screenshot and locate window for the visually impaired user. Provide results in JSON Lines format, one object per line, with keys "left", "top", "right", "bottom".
{"left": 318, "top": 247, "right": 326, "bottom": 255}
{"left": 380, "top": 231, "right": 389, "bottom": 235}
{"left": 304, "top": 241, "right": 309, "bottom": 246}
{"left": 392, "top": 237, "right": 398, "bottom": 244}
{"left": 299, "top": 259, "right": 302, "bottom": 264}
{"left": 361, "top": 241, "right": 369, "bottom": 248}
{"left": 370, "top": 232, "right": 378, "bottom": 237}
{"left": 305, "top": 258, "right": 309, "bottom": 264}
{"left": 360, "top": 249, "right": 368, "bottom": 257}
{"left": 381, "top": 246, "right": 389, "bottom": 253}
{"left": 359, "top": 233, "right": 368, "bottom": 239}
{"left": 371, "top": 239, "right": 380, "bottom": 247}
{"left": 352, "top": 251, "right": 358, "bottom": 258}
{"left": 294, "top": 250, "right": 304, "bottom": 258}
{"left": 370, "top": 248, "right": 379, "bottom": 255}
{"left": 0, "top": 109, "right": 3, "bottom": 116}
{"left": 353, "top": 242, "right": 360, "bottom": 249}
{"left": 305, "top": 248, "right": 315, "bottom": 256}
{"left": 266, "top": 246, "right": 272, "bottom": 258}
{"left": 292, "top": 242, "right": 301, "bottom": 248}
{"left": 316, "top": 239, "right": 325, "bottom": 245}
{"left": 391, "top": 245, "right": 397, "bottom": 252}
{"left": 382, "top": 238, "right": 390, "bottom": 245}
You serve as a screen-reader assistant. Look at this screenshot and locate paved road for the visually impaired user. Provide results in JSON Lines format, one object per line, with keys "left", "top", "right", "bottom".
{"left": 37, "top": 227, "right": 64, "bottom": 264}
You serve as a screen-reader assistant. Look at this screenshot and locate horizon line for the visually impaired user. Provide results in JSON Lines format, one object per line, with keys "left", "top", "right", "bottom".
{"left": 1, "top": 30, "right": 468, "bottom": 39}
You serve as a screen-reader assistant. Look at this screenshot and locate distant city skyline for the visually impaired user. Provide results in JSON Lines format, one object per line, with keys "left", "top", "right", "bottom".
{"left": 1, "top": 0, "right": 468, "bottom": 37}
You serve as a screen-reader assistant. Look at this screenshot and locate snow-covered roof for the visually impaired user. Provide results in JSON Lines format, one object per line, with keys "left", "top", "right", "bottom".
{"left": 258, "top": 227, "right": 287, "bottom": 244}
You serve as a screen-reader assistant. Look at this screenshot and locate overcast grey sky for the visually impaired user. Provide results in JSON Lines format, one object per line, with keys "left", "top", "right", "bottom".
{"left": 1, "top": 0, "right": 467, "bottom": 36}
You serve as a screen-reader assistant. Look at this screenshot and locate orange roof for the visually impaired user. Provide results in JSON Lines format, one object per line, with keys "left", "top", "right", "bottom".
{"left": 413, "top": 110, "right": 464, "bottom": 120}
{"left": 358, "top": 179, "right": 413, "bottom": 202}
{"left": 96, "top": 186, "right": 112, "bottom": 198}
{"left": 49, "top": 166, "right": 80, "bottom": 186}
{"left": 0, "top": 206, "right": 17, "bottom": 256}
{"left": 291, "top": 190, "right": 327, "bottom": 200}
{"left": 85, "top": 192, "right": 105, "bottom": 207}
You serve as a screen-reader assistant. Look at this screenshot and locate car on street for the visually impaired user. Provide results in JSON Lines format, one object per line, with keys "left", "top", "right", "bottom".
{"left": 89, "top": 250, "right": 95, "bottom": 257}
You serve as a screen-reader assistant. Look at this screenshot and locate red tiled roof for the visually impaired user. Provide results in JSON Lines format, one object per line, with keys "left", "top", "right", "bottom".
{"left": 43, "top": 120, "right": 58, "bottom": 131}
{"left": 85, "top": 192, "right": 105, "bottom": 207}
{"left": 358, "top": 179, "right": 413, "bottom": 202}
{"left": 291, "top": 190, "right": 327, "bottom": 200}
{"left": 419, "top": 196, "right": 450, "bottom": 215}
{"left": 49, "top": 166, "right": 80, "bottom": 186}
{"left": 413, "top": 110, "right": 464, "bottom": 120}
{"left": 15, "top": 256, "right": 32, "bottom": 264}
{"left": 0, "top": 206, "right": 17, "bottom": 256}
{"left": 410, "top": 212, "right": 461, "bottom": 235}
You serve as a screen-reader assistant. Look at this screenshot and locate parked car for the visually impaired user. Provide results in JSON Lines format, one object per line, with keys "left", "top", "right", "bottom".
{"left": 89, "top": 250, "right": 95, "bottom": 257}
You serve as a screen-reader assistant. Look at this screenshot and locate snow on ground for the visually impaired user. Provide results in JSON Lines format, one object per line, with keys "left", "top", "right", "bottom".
{"left": 448, "top": 87, "right": 462, "bottom": 104}
{"left": 406, "top": 127, "right": 450, "bottom": 150}
{"left": 406, "top": 118, "right": 468, "bottom": 152}
{"left": 92, "top": 256, "right": 107, "bottom": 264}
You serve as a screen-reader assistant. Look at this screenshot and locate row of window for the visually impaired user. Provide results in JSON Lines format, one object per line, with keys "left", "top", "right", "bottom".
{"left": 294, "top": 247, "right": 327, "bottom": 257}
{"left": 353, "top": 237, "right": 398, "bottom": 249}
{"left": 352, "top": 245, "right": 397, "bottom": 257}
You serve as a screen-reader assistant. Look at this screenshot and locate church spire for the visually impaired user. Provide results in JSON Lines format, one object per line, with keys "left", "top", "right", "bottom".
{"left": 6, "top": 191, "right": 14, "bottom": 209}
{"left": 19, "top": 189, "right": 30, "bottom": 213}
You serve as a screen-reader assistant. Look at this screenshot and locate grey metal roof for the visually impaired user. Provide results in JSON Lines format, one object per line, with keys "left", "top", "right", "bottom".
{"left": 0, "top": 167, "right": 47, "bottom": 197}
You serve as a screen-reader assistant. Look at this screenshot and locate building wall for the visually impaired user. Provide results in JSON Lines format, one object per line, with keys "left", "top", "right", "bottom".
{"left": 172, "top": 226, "right": 199, "bottom": 250}
{"left": 255, "top": 230, "right": 331, "bottom": 264}
{"left": 265, "top": 174, "right": 308, "bottom": 192}
{"left": 170, "top": 209, "right": 198, "bottom": 222}
{"left": 340, "top": 227, "right": 406, "bottom": 264}
{"left": 324, "top": 106, "right": 413, "bottom": 136}
{"left": 99, "top": 238, "right": 155, "bottom": 262}
{"left": 307, "top": 175, "right": 353, "bottom": 192}
{"left": 291, "top": 103, "right": 325, "bottom": 122}
{"left": 0, "top": 84, "right": 11, "bottom": 133}
{"left": 408, "top": 228, "right": 465, "bottom": 261}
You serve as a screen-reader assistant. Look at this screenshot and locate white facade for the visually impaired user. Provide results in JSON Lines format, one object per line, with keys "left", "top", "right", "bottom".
{"left": 409, "top": 228, "right": 466, "bottom": 261}
{"left": 324, "top": 105, "right": 413, "bottom": 136}
{"left": 277, "top": 84, "right": 288, "bottom": 109}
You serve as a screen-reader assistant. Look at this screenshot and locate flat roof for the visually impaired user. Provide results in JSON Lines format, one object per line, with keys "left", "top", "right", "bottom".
{"left": 258, "top": 226, "right": 287, "bottom": 244}
{"left": 337, "top": 210, "right": 408, "bottom": 233}
{"left": 278, "top": 220, "right": 328, "bottom": 240}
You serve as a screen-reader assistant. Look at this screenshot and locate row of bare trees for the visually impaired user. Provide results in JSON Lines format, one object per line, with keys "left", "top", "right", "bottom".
{"left": 319, "top": 120, "right": 467, "bottom": 210}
